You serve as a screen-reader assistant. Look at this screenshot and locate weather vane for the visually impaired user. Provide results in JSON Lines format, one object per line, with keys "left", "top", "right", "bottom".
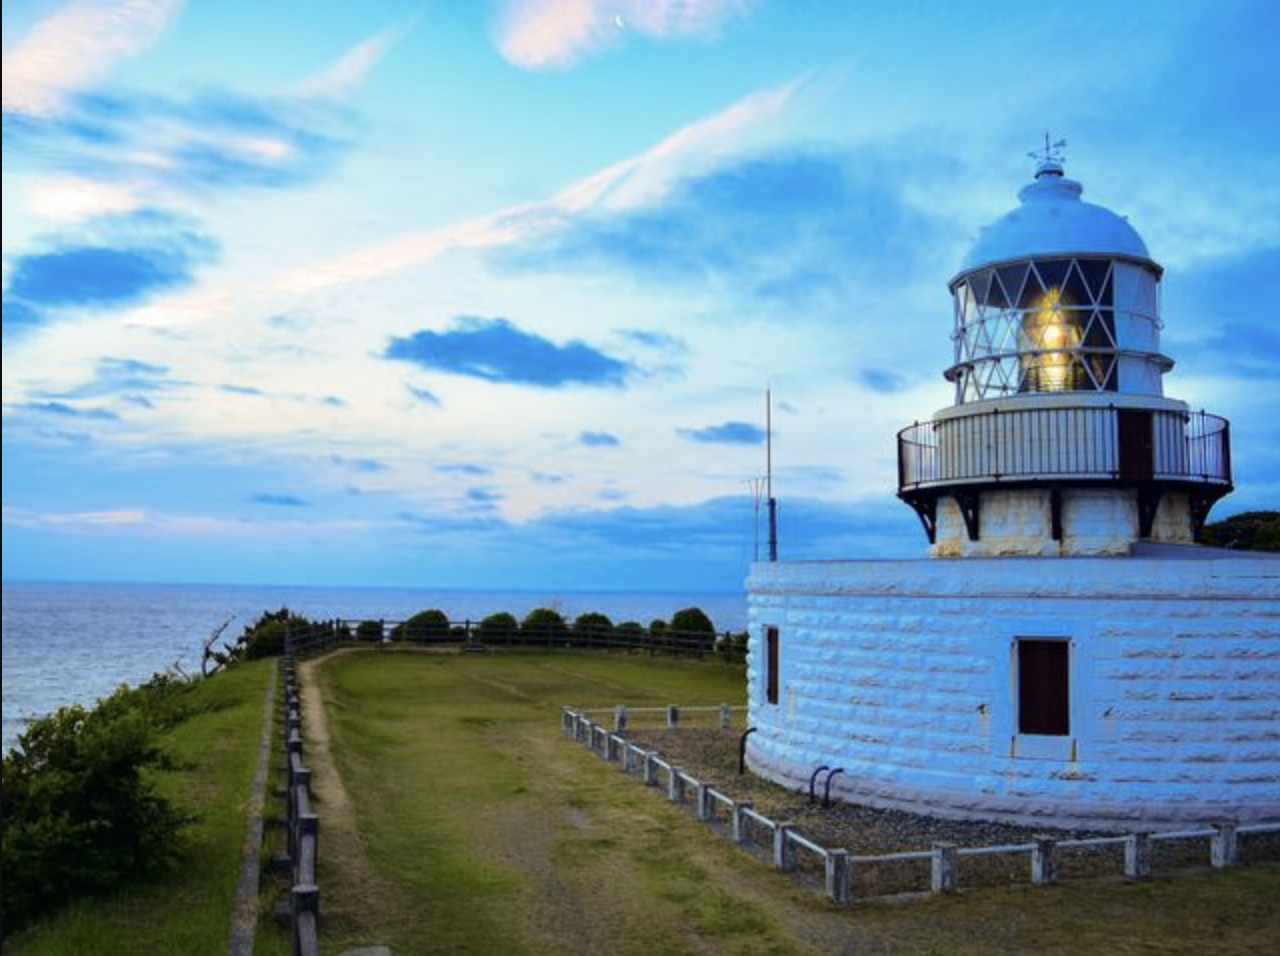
{"left": 1028, "top": 132, "right": 1067, "bottom": 165}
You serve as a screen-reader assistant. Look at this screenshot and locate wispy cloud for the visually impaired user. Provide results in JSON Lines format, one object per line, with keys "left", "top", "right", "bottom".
{"left": 678, "top": 421, "right": 764, "bottom": 445}
{"left": 578, "top": 430, "right": 620, "bottom": 447}
{"left": 277, "top": 77, "right": 800, "bottom": 293}
{"left": 40, "top": 356, "right": 179, "bottom": 400}
{"left": 329, "top": 455, "right": 388, "bottom": 473}
{"left": 406, "top": 384, "right": 442, "bottom": 406}
{"left": 856, "top": 369, "right": 912, "bottom": 394}
{"left": 11, "top": 401, "right": 120, "bottom": 421}
{"left": 494, "top": 0, "right": 751, "bottom": 70}
{"left": 250, "top": 493, "right": 309, "bottom": 508}
{"left": 1, "top": 0, "right": 182, "bottom": 117}
{"left": 617, "top": 328, "right": 687, "bottom": 352}
{"left": 297, "top": 18, "right": 416, "bottom": 97}
{"left": 435, "top": 462, "right": 492, "bottom": 476}
{"left": 26, "top": 176, "right": 142, "bottom": 223}
{"left": 385, "top": 317, "right": 632, "bottom": 388}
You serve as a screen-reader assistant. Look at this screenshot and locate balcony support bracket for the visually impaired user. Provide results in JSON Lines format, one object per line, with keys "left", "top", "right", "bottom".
{"left": 952, "top": 490, "right": 981, "bottom": 541}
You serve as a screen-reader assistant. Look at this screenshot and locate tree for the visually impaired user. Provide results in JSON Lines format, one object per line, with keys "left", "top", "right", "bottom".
{"left": 572, "top": 612, "right": 613, "bottom": 645}
{"left": 671, "top": 607, "right": 716, "bottom": 635}
{"left": 1201, "top": 511, "right": 1279, "bottom": 552}
{"left": 478, "top": 612, "right": 519, "bottom": 642}
{"left": 235, "top": 608, "right": 314, "bottom": 660}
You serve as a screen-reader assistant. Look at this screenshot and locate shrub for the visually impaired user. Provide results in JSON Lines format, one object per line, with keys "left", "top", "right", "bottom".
{"left": 392, "top": 609, "right": 450, "bottom": 641}
{"left": 670, "top": 607, "right": 716, "bottom": 635}
{"left": 1201, "top": 511, "right": 1280, "bottom": 551}
{"left": 478, "top": 612, "right": 519, "bottom": 642}
{"left": 522, "top": 608, "right": 568, "bottom": 643}
{"left": 572, "top": 612, "right": 613, "bottom": 644}
{"left": 615, "top": 621, "right": 645, "bottom": 647}
{"left": 2, "top": 682, "right": 194, "bottom": 934}
{"left": 648, "top": 619, "right": 669, "bottom": 636}
{"left": 234, "top": 608, "right": 315, "bottom": 660}
{"left": 355, "top": 619, "right": 384, "bottom": 641}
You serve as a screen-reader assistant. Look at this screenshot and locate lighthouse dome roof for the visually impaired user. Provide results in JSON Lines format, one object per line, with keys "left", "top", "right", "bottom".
{"left": 960, "top": 161, "right": 1152, "bottom": 274}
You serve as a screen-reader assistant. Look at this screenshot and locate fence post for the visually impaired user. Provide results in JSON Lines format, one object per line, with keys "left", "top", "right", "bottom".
{"left": 290, "top": 883, "right": 320, "bottom": 956}
{"left": 695, "top": 783, "right": 713, "bottom": 822}
{"left": 605, "top": 734, "right": 620, "bottom": 762}
{"left": 774, "top": 823, "right": 797, "bottom": 871}
{"left": 643, "top": 751, "right": 659, "bottom": 787}
{"left": 719, "top": 704, "right": 732, "bottom": 730}
{"left": 620, "top": 743, "right": 632, "bottom": 773}
{"left": 668, "top": 767, "right": 686, "bottom": 804}
{"left": 1124, "top": 832, "right": 1152, "bottom": 880}
{"left": 931, "top": 842, "right": 958, "bottom": 893}
{"left": 732, "top": 801, "right": 753, "bottom": 845}
{"left": 613, "top": 705, "right": 628, "bottom": 732}
{"left": 1031, "top": 835, "right": 1058, "bottom": 886}
{"left": 825, "top": 849, "right": 852, "bottom": 905}
{"left": 667, "top": 704, "right": 679, "bottom": 728}
{"left": 1212, "top": 822, "right": 1238, "bottom": 868}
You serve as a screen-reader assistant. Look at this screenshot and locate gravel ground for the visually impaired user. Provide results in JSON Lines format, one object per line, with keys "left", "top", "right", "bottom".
{"left": 621, "top": 726, "right": 1280, "bottom": 898}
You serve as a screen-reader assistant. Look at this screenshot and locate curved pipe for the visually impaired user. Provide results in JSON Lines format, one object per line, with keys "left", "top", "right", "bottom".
{"left": 808, "top": 765, "right": 831, "bottom": 804}
{"left": 823, "top": 768, "right": 846, "bottom": 808}
{"left": 738, "top": 727, "right": 757, "bottom": 774}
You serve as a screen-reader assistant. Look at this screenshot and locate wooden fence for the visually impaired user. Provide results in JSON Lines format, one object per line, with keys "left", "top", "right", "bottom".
{"left": 562, "top": 706, "right": 1280, "bottom": 905}
{"left": 284, "top": 618, "right": 746, "bottom": 662}
{"left": 279, "top": 655, "right": 320, "bottom": 956}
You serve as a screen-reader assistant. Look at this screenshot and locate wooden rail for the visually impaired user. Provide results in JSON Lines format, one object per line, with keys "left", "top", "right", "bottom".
{"left": 279, "top": 655, "right": 320, "bottom": 956}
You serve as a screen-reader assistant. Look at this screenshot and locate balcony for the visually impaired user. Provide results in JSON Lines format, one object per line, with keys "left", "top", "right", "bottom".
{"left": 896, "top": 405, "right": 1232, "bottom": 542}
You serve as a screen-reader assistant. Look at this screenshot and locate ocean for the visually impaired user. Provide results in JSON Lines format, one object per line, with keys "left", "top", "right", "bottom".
{"left": 1, "top": 580, "right": 747, "bottom": 751}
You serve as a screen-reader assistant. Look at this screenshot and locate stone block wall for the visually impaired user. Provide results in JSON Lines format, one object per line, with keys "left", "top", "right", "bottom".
{"left": 745, "top": 555, "right": 1280, "bottom": 828}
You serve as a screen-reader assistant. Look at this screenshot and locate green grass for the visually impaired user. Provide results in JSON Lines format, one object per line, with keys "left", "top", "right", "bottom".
{"left": 5, "top": 659, "right": 277, "bottom": 956}
{"left": 315, "top": 649, "right": 1280, "bottom": 956}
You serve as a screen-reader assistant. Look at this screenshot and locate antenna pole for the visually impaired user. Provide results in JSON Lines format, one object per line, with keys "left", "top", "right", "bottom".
{"left": 766, "top": 385, "right": 777, "bottom": 562}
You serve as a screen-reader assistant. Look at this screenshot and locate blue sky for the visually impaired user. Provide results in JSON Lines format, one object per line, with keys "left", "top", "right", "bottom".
{"left": 2, "top": 0, "right": 1278, "bottom": 590}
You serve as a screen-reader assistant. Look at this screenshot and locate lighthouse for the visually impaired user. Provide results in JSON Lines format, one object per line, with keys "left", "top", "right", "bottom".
{"left": 744, "top": 145, "right": 1279, "bottom": 828}
{"left": 899, "top": 141, "right": 1232, "bottom": 556}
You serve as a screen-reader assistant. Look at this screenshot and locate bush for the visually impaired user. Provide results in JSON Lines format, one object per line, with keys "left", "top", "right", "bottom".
{"left": 478, "top": 612, "right": 519, "bottom": 642}
{"left": 572, "top": 612, "right": 613, "bottom": 644}
{"left": 670, "top": 607, "right": 715, "bottom": 635}
{"left": 355, "top": 619, "right": 384, "bottom": 641}
{"left": 522, "top": 608, "right": 568, "bottom": 643}
{"left": 2, "top": 679, "right": 195, "bottom": 934}
{"left": 234, "top": 608, "right": 315, "bottom": 660}
{"left": 648, "top": 619, "right": 669, "bottom": 636}
{"left": 615, "top": 621, "right": 645, "bottom": 647}
{"left": 1201, "top": 510, "right": 1280, "bottom": 551}
{"left": 392, "top": 609, "right": 450, "bottom": 641}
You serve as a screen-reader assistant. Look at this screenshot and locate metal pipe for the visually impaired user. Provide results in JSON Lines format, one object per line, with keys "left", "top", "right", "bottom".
{"left": 808, "top": 765, "right": 830, "bottom": 804}
{"left": 823, "top": 768, "right": 845, "bottom": 808}
{"left": 738, "top": 727, "right": 757, "bottom": 774}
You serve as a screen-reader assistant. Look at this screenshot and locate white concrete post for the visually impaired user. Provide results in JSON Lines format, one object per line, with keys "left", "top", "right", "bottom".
{"left": 695, "top": 783, "right": 713, "bottom": 822}
{"left": 619, "top": 743, "right": 632, "bottom": 772}
{"left": 719, "top": 704, "right": 732, "bottom": 729}
{"left": 825, "top": 849, "right": 852, "bottom": 905}
{"left": 574, "top": 714, "right": 586, "bottom": 742}
{"left": 732, "top": 802, "right": 753, "bottom": 845}
{"left": 1212, "top": 822, "right": 1238, "bottom": 868}
{"left": 605, "top": 734, "right": 620, "bottom": 762}
{"left": 613, "top": 705, "right": 627, "bottom": 732}
{"left": 1031, "top": 835, "right": 1058, "bottom": 886}
{"left": 666, "top": 704, "right": 679, "bottom": 727}
{"left": 643, "top": 751, "right": 658, "bottom": 786}
{"left": 931, "top": 843, "right": 958, "bottom": 893}
{"left": 774, "top": 823, "right": 797, "bottom": 871}
{"left": 1124, "top": 832, "right": 1152, "bottom": 880}
{"left": 668, "top": 767, "right": 686, "bottom": 803}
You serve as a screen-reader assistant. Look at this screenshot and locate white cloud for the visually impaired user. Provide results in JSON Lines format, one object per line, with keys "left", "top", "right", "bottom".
{"left": 277, "top": 74, "right": 802, "bottom": 294}
{"left": 494, "top": 0, "right": 751, "bottom": 70}
{"left": 1, "top": 504, "right": 381, "bottom": 536}
{"left": 1, "top": 0, "right": 182, "bottom": 116}
{"left": 26, "top": 176, "right": 142, "bottom": 223}
{"left": 296, "top": 17, "right": 417, "bottom": 98}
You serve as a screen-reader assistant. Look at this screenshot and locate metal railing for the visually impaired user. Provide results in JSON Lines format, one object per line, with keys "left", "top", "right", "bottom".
{"left": 562, "top": 706, "right": 1279, "bottom": 905}
{"left": 898, "top": 406, "right": 1231, "bottom": 492}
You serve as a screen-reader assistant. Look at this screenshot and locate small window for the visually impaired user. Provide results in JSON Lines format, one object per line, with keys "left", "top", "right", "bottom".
{"left": 1018, "top": 639, "right": 1069, "bottom": 735}
{"left": 765, "top": 626, "right": 779, "bottom": 705}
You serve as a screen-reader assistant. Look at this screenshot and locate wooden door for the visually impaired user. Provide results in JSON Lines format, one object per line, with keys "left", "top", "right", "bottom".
{"left": 1117, "top": 410, "right": 1154, "bottom": 481}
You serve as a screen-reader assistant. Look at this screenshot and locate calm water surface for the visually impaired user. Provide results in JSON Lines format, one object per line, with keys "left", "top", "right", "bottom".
{"left": 2, "top": 580, "right": 746, "bottom": 750}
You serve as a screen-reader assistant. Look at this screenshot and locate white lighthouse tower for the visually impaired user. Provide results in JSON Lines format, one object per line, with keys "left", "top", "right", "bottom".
{"left": 744, "top": 145, "right": 1279, "bottom": 828}
{"left": 899, "top": 139, "right": 1232, "bottom": 556}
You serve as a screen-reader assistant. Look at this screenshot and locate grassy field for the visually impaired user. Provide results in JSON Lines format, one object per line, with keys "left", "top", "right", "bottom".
{"left": 311, "top": 648, "right": 1280, "bottom": 956}
{"left": 5, "top": 659, "right": 278, "bottom": 956}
